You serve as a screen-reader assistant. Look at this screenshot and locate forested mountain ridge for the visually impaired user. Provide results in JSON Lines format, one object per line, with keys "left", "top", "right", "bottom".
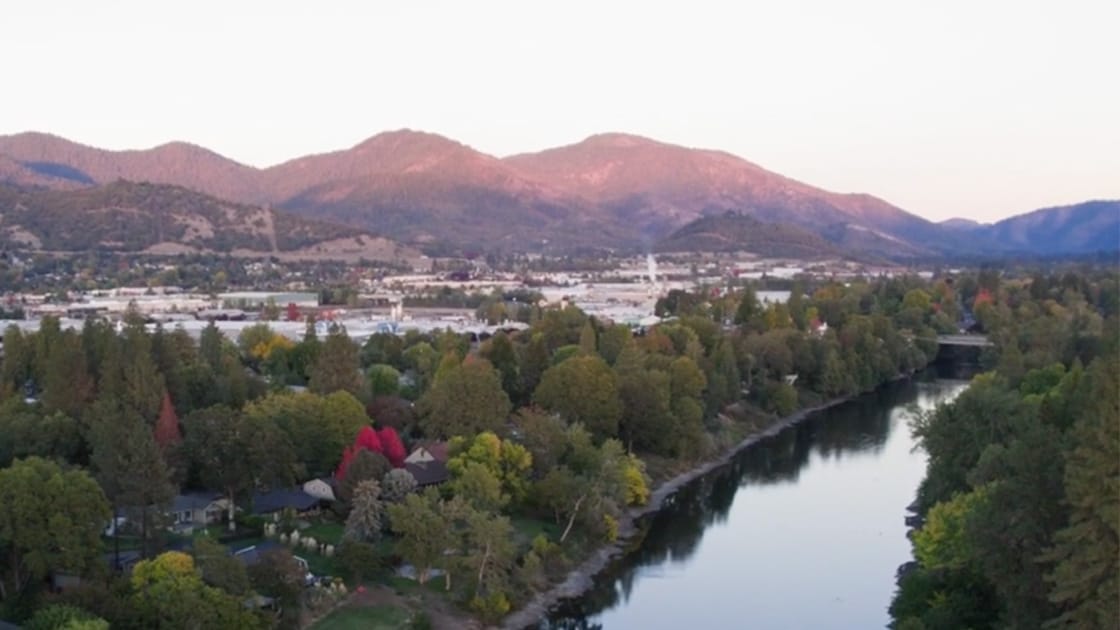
{"left": 0, "top": 181, "right": 421, "bottom": 263}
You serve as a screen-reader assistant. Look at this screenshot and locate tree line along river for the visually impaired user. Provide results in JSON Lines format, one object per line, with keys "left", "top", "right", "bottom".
{"left": 539, "top": 368, "right": 971, "bottom": 630}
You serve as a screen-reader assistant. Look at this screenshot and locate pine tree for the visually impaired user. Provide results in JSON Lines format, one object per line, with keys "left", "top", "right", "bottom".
{"left": 1042, "top": 359, "right": 1119, "bottom": 628}
{"left": 344, "top": 480, "right": 384, "bottom": 542}
{"left": 41, "top": 330, "right": 94, "bottom": 420}
{"left": 578, "top": 320, "right": 597, "bottom": 355}
{"left": 89, "top": 400, "right": 175, "bottom": 558}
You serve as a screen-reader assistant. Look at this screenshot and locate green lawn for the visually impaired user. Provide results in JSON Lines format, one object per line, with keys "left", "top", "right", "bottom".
{"left": 310, "top": 604, "right": 411, "bottom": 630}
{"left": 303, "top": 521, "right": 345, "bottom": 545}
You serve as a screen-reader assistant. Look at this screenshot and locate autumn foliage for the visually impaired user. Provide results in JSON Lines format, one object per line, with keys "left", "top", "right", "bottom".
{"left": 336, "top": 425, "right": 406, "bottom": 479}
{"left": 153, "top": 391, "right": 181, "bottom": 451}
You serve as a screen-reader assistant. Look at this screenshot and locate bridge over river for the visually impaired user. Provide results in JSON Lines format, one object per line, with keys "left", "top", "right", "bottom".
{"left": 935, "top": 334, "right": 992, "bottom": 347}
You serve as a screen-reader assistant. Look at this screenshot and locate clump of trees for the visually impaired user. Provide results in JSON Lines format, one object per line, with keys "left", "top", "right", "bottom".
{"left": 891, "top": 268, "right": 1119, "bottom": 629}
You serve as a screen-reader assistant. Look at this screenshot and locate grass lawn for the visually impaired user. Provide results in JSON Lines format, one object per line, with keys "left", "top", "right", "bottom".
{"left": 310, "top": 604, "right": 411, "bottom": 630}
{"left": 303, "top": 521, "right": 345, "bottom": 545}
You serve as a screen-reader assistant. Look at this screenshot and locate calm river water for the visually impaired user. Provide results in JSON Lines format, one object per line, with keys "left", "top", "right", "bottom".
{"left": 542, "top": 372, "right": 970, "bottom": 630}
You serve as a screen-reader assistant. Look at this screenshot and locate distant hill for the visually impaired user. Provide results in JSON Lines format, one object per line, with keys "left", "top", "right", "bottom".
{"left": 655, "top": 212, "right": 843, "bottom": 259}
{"left": 0, "top": 181, "right": 421, "bottom": 264}
{"left": 939, "top": 217, "right": 984, "bottom": 231}
{"left": 504, "top": 133, "right": 950, "bottom": 254}
{"left": 977, "top": 200, "right": 1120, "bottom": 255}
{"left": 0, "top": 129, "right": 1105, "bottom": 258}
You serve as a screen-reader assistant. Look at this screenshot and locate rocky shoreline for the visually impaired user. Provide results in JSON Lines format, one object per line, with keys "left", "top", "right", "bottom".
{"left": 499, "top": 394, "right": 860, "bottom": 630}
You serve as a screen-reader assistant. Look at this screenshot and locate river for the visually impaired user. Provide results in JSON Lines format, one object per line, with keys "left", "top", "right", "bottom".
{"left": 540, "top": 371, "right": 970, "bottom": 630}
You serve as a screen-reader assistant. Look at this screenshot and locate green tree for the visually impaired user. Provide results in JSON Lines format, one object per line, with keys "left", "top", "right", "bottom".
{"left": 734, "top": 287, "right": 760, "bottom": 326}
{"left": 518, "top": 333, "right": 550, "bottom": 396}
{"left": 418, "top": 358, "right": 511, "bottom": 439}
{"left": 130, "top": 552, "right": 262, "bottom": 630}
{"left": 1042, "top": 359, "right": 1119, "bottom": 629}
{"left": 578, "top": 320, "right": 597, "bottom": 355}
{"left": 244, "top": 391, "right": 365, "bottom": 477}
{"left": 191, "top": 537, "right": 251, "bottom": 597}
{"left": 89, "top": 401, "right": 175, "bottom": 558}
{"left": 480, "top": 332, "right": 520, "bottom": 402}
{"left": 338, "top": 449, "right": 392, "bottom": 504}
{"left": 344, "top": 479, "right": 385, "bottom": 542}
{"left": 0, "top": 458, "right": 110, "bottom": 602}
{"left": 24, "top": 605, "right": 108, "bottom": 630}
{"left": 446, "top": 432, "right": 533, "bottom": 507}
{"left": 534, "top": 355, "right": 622, "bottom": 441}
{"left": 513, "top": 407, "right": 569, "bottom": 477}
{"left": 183, "top": 405, "right": 297, "bottom": 531}
{"left": 309, "top": 328, "right": 365, "bottom": 398}
{"left": 388, "top": 490, "right": 467, "bottom": 588}
{"left": 367, "top": 364, "right": 401, "bottom": 398}
{"left": 245, "top": 548, "right": 304, "bottom": 628}
{"left": 40, "top": 330, "right": 94, "bottom": 421}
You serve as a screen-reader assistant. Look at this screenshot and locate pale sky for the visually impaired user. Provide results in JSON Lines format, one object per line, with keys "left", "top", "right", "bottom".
{"left": 2, "top": 0, "right": 1117, "bottom": 222}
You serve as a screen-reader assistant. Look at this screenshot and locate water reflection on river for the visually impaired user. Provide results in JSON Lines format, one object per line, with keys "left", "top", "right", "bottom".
{"left": 542, "top": 373, "right": 969, "bottom": 630}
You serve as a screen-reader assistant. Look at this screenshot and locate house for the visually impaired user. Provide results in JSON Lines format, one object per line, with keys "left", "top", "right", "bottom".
{"left": 404, "top": 441, "right": 449, "bottom": 465}
{"left": 403, "top": 442, "right": 450, "bottom": 487}
{"left": 404, "top": 460, "right": 449, "bottom": 487}
{"left": 251, "top": 488, "right": 321, "bottom": 516}
{"left": 302, "top": 477, "right": 337, "bottom": 502}
{"left": 170, "top": 492, "right": 229, "bottom": 533}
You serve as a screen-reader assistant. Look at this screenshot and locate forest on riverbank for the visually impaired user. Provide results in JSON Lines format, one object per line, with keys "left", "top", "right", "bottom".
{"left": 1, "top": 268, "right": 1113, "bottom": 628}
{"left": 891, "top": 269, "right": 1119, "bottom": 629}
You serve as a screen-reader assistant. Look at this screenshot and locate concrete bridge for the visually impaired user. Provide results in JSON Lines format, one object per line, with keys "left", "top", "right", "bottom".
{"left": 936, "top": 334, "right": 992, "bottom": 347}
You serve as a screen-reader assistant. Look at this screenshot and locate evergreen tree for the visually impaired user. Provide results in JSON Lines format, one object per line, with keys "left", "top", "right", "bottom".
{"left": 344, "top": 480, "right": 384, "bottom": 542}
{"left": 578, "top": 320, "right": 597, "bottom": 355}
{"left": 41, "top": 330, "right": 94, "bottom": 421}
{"left": 1042, "top": 359, "right": 1119, "bottom": 628}
{"left": 309, "top": 328, "right": 365, "bottom": 397}
{"left": 89, "top": 400, "right": 175, "bottom": 558}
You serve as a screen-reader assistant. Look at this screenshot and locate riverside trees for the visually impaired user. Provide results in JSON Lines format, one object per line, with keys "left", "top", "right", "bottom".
{"left": 4, "top": 268, "right": 1110, "bottom": 627}
{"left": 891, "top": 270, "right": 1120, "bottom": 629}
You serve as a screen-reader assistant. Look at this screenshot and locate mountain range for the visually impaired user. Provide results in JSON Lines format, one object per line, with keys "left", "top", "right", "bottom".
{"left": 0, "top": 130, "right": 1115, "bottom": 259}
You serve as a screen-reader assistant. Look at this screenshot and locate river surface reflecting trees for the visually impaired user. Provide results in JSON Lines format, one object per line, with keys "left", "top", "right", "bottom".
{"left": 542, "top": 372, "right": 970, "bottom": 630}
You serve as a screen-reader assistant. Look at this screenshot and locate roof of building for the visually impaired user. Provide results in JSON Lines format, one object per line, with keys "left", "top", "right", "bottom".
{"left": 413, "top": 441, "right": 450, "bottom": 462}
{"left": 251, "top": 488, "right": 320, "bottom": 514}
{"left": 404, "top": 460, "right": 449, "bottom": 486}
{"left": 232, "top": 540, "right": 284, "bottom": 567}
{"left": 172, "top": 491, "right": 224, "bottom": 512}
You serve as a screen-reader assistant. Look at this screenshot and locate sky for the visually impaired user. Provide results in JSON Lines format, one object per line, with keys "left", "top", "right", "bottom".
{"left": 2, "top": 0, "right": 1117, "bottom": 223}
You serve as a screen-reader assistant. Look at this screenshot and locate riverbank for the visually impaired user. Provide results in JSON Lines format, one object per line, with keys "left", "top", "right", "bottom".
{"left": 500, "top": 390, "right": 869, "bottom": 630}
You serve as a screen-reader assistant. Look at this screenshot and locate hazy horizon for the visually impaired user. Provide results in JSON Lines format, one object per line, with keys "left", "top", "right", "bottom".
{"left": 2, "top": 0, "right": 1117, "bottom": 223}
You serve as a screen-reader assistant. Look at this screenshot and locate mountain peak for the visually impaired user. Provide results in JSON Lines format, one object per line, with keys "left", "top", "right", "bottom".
{"left": 578, "top": 132, "right": 662, "bottom": 149}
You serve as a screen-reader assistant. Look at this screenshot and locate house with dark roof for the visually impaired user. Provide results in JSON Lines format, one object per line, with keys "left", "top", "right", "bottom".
{"left": 404, "top": 460, "right": 449, "bottom": 487}
{"left": 251, "top": 488, "right": 321, "bottom": 516}
{"left": 170, "top": 491, "right": 228, "bottom": 532}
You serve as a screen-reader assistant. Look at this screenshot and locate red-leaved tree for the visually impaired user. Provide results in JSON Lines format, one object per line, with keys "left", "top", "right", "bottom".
{"left": 153, "top": 391, "right": 181, "bottom": 452}
{"left": 378, "top": 427, "right": 406, "bottom": 468}
{"left": 337, "top": 425, "right": 402, "bottom": 480}
{"left": 355, "top": 426, "right": 383, "bottom": 453}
